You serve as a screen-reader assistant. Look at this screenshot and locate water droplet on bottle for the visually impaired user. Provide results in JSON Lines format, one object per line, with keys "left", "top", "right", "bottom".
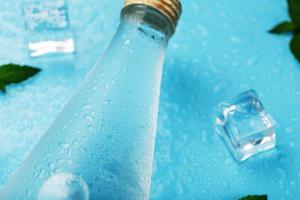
{"left": 60, "top": 143, "right": 71, "bottom": 153}
{"left": 81, "top": 104, "right": 92, "bottom": 110}
{"left": 38, "top": 173, "right": 89, "bottom": 200}
{"left": 62, "top": 124, "right": 67, "bottom": 131}
{"left": 87, "top": 125, "right": 93, "bottom": 133}
{"left": 84, "top": 115, "right": 94, "bottom": 123}
{"left": 92, "top": 86, "right": 98, "bottom": 91}
{"left": 104, "top": 99, "right": 111, "bottom": 105}
{"left": 79, "top": 147, "right": 87, "bottom": 153}
{"left": 124, "top": 39, "right": 130, "bottom": 45}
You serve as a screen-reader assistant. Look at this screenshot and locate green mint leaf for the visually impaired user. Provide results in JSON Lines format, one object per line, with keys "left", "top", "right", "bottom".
{"left": 269, "top": 21, "right": 296, "bottom": 34}
{"left": 0, "top": 64, "right": 41, "bottom": 92}
{"left": 290, "top": 34, "right": 300, "bottom": 62}
{"left": 238, "top": 195, "right": 268, "bottom": 200}
{"left": 296, "top": 26, "right": 300, "bottom": 34}
{"left": 288, "top": 0, "right": 300, "bottom": 26}
{"left": 0, "top": 81, "right": 6, "bottom": 92}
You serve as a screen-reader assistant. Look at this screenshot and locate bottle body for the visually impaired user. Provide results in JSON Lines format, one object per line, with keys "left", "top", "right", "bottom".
{"left": 1, "top": 10, "right": 167, "bottom": 200}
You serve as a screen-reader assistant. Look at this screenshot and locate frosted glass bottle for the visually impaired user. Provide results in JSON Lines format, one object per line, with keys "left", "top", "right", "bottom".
{"left": 1, "top": 0, "right": 181, "bottom": 200}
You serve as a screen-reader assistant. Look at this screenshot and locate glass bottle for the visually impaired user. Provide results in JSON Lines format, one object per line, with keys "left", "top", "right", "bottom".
{"left": 1, "top": 0, "right": 181, "bottom": 199}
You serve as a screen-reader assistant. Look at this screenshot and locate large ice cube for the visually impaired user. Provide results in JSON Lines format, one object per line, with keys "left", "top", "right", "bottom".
{"left": 216, "top": 90, "right": 276, "bottom": 161}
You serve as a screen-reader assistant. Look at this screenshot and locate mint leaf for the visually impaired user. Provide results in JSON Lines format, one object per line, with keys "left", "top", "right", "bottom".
{"left": 0, "top": 64, "right": 41, "bottom": 92}
{"left": 269, "top": 21, "right": 296, "bottom": 34}
{"left": 288, "top": 0, "right": 300, "bottom": 25}
{"left": 290, "top": 34, "right": 300, "bottom": 62}
{"left": 239, "top": 195, "right": 267, "bottom": 200}
{"left": 0, "top": 81, "right": 6, "bottom": 92}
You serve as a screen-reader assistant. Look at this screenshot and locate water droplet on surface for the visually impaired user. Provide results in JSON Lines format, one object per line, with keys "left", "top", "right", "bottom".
{"left": 38, "top": 173, "right": 89, "bottom": 200}
{"left": 221, "top": 180, "right": 229, "bottom": 188}
{"left": 250, "top": 75, "right": 257, "bottom": 80}
{"left": 224, "top": 158, "right": 234, "bottom": 166}
{"left": 245, "top": 55, "right": 259, "bottom": 67}
{"left": 276, "top": 168, "right": 287, "bottom": 189}
{"left": 289, "top": 142, "right": 296, "bottom": 148}
{"left": 290, "top": 180, "right": 296, "bottom": 188}
{"left": 196, "top": 24, "right": 208, "bottom": 37}
{"left": 17, "top": 125, "right": 25, "bottom": 132}
{"left": 213, "top": 80, "right": 230, "bottom": 94}
{"left": 26, "top": 119, "right": 33, "bottom": 129}
{"left": 2, "top": 122, "right": 9, "bottom": 129}
{"left": 285, "top": 126, "right": 295, "bottom": 134}
{"left": 229, "top": 35, "right": 240, "bottom": 43}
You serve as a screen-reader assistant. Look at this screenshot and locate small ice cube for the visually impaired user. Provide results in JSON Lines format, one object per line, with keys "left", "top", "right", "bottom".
{"left": 216, "top": 90, "right": 276, "bottom": 161}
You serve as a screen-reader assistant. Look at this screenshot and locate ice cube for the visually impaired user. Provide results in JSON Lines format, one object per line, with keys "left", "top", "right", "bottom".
{"left": 23, "top": 0, "right": 69, "bottom": 31}
{"left": 216, "top": 90, "right": 276, "bottom": 161}
{"left": 22, "top": 0, "right": 75, "bottom": 57}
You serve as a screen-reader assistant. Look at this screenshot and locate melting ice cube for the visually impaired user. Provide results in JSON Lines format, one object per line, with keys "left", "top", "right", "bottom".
{"left": 216, "top": 90, "right": 276, "bottom": 161}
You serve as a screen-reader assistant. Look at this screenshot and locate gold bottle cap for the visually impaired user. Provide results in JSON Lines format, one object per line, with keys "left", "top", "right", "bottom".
{"left": 124, "top": 0, "right": 182, "bottom": 28}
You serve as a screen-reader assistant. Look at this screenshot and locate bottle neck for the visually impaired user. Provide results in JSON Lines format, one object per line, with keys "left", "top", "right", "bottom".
{"left": 121, "top": 4, "right": 174, "bottom": 40}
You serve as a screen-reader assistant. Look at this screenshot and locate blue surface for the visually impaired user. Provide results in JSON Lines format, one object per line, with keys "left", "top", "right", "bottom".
{"left": 0, "top": 0, "right": 299, "bottom": 199}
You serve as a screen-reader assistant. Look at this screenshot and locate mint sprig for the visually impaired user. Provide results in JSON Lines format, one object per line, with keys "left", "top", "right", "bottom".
{"left": 0, "top": 64, "right": 41, "bottom": 92}
{"left": 238, "top": 195, "right": 268, "bottom": 200}
{"left": 269, "top": 0, "right": 300, "bottom": 62}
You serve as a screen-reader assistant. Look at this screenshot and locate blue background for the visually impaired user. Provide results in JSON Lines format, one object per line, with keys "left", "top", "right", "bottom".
{"left": 0, "top": 0, "right": 299, "bottom": 199}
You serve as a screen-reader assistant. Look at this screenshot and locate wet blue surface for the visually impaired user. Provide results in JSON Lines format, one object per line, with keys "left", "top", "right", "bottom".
{"left": 0, "top": 0, "right": 299, "bottom": 199}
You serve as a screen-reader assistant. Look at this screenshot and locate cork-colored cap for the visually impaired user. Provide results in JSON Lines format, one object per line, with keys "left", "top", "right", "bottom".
{"left": 124, "top": 0, "right": 182, "bottom": 27}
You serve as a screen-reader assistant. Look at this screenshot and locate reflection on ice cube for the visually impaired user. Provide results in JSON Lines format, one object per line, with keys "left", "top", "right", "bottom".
{"left": 28, "top": 38, "right": 75, "bottom": 57}
{"left": 216, "top": 90, "right": 276, "bottom": 161}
